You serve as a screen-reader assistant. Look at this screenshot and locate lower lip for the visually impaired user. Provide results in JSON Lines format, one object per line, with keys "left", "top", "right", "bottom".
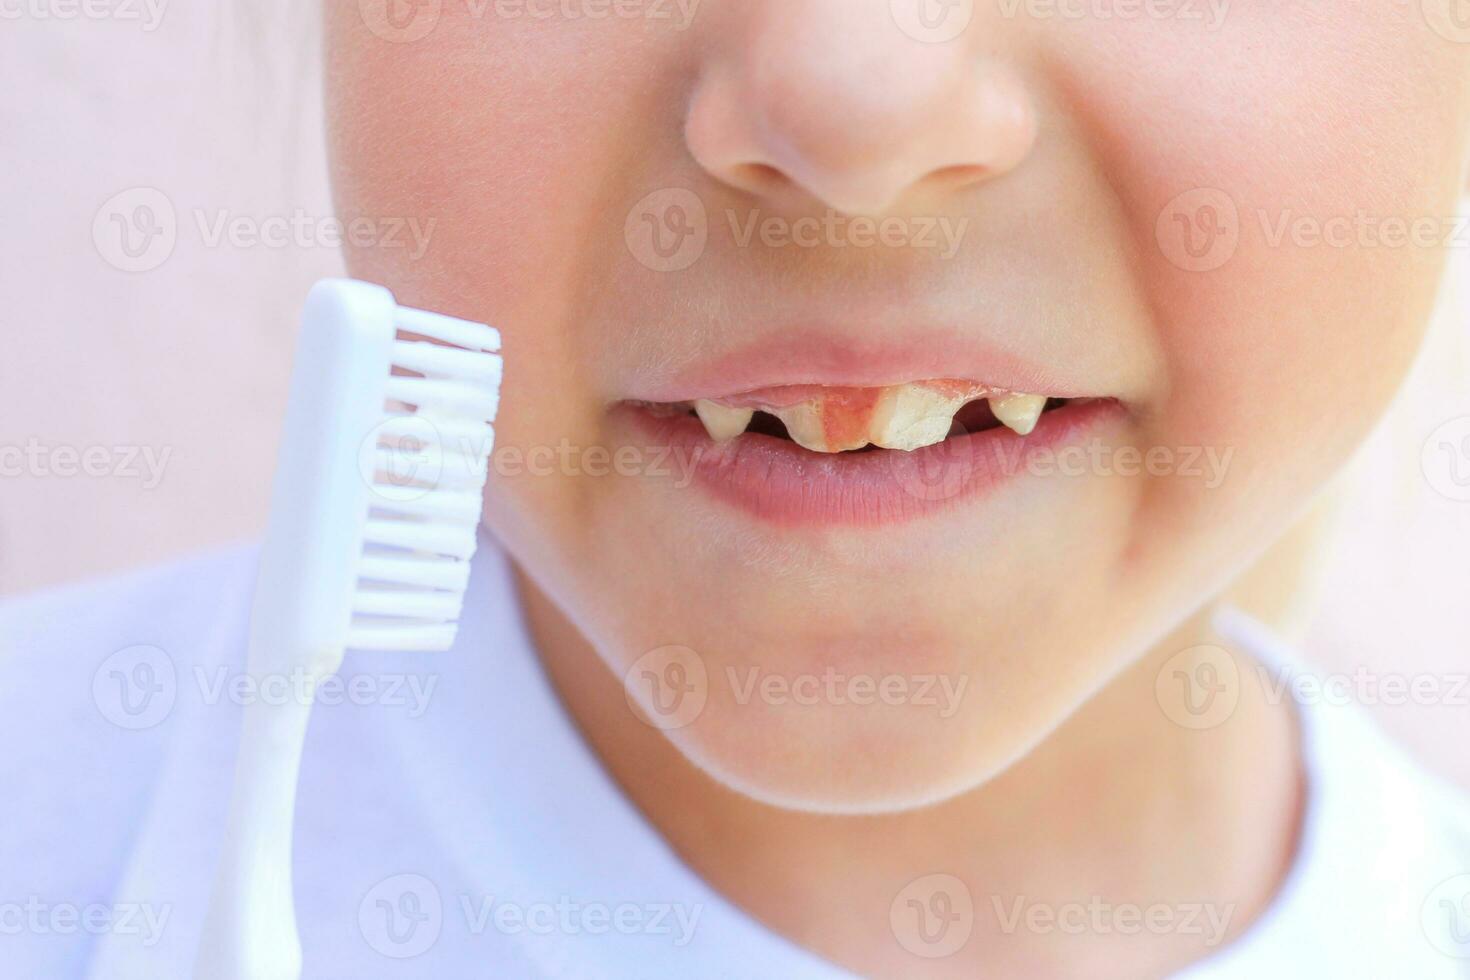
{"left": 623, "top": 399, "right": 1125, "bottom": 527}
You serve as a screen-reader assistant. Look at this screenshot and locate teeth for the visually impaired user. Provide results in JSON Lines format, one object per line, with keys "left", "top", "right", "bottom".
{"left": 989, "top": 393, "right": 1047, "bottom": 436}
{"left": 773, "top": 402, "right": 861, "bottom": 453}
{"left": 694, "top": 399, "right": 755, "bottom": 443}
{"left": 687, "top": 384, "right": 1052, "bottom": 452}
{"left": 869, "top": 385, "right": 969, "bottom": 451}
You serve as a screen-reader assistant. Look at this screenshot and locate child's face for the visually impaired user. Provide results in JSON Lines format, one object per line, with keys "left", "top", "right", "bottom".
{"left": 326, "top": 3, "right": 1469, "bottom": 812}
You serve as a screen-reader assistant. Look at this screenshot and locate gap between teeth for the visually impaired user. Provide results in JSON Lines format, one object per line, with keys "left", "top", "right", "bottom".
{"left": 692, "top": 385, "right": 1050, "bottom": 453}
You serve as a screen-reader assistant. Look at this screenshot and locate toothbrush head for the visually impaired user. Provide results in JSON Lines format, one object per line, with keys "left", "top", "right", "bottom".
{"left": 251, "top": 278, "right": 503, "bottom": 677}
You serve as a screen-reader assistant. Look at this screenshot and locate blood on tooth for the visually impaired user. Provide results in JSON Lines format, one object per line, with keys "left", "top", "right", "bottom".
{"left": 818, "top": 388, "right": 884, "bottom": 452}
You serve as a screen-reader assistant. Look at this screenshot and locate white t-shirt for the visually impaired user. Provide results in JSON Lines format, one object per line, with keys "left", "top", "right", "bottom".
{"left": 3, "top": 541, "right": 1469, "bottom": 979}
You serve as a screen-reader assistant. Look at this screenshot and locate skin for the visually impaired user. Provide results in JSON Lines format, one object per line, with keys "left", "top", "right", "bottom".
{"left": 325, "top": 2, "right": 1470, "bottom": 975}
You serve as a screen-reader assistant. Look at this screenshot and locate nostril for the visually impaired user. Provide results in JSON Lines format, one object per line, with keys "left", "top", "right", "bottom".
{"left": 723, "top": 162, "right": 790, "bottom": 197}
{"left": 930, "top": 164, "right": 990, "bottom": 188}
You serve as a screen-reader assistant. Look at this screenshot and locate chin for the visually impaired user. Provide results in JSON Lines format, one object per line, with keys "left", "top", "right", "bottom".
{"left": 662, "top": 693, "right": 1042, "bottom": 815}
{"left": 618, "top": 624, "right": 1093, "bottom": 815}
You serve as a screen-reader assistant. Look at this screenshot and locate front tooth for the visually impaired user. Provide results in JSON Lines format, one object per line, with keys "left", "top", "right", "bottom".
{"left": 990, "top": 393, "right": 1047, "bottom": 436}
{"left": 773, "top": 402, "right": 840, "bottom": 452}
{"left": 694, "top": 400, "right": 755, "bottom": 443}
{"left": 869, "top": 384, "right": 969, "bottom": 451}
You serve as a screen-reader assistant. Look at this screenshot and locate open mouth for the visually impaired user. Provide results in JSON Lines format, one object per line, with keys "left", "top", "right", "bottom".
{"left": 632, "top": 380, "right": 1078, "bottom": 455}
{"left": 619, "top": 380, "right": 1120, "bottom": 526}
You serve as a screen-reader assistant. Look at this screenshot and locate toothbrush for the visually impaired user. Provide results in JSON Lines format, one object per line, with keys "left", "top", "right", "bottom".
{"left": 195, "top": 279, "right": 502, "bottom": 980}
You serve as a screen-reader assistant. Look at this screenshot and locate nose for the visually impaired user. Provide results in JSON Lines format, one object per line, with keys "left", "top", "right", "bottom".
{"left": 686, "top": 0, "right": 1037, "bottom": 215}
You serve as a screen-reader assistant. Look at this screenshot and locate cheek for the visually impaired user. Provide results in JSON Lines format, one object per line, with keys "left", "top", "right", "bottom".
{"left": 325, "top": 11, "right": 611, "bottom": 343}
{"left": 324, "top": 10, "right": 691, "bottom": 539}
{"left": 323, "top": 8, "right": 690, "bottom": 308}
{"left": 1055, "top": 6, "right": 1469, "bottom": 511}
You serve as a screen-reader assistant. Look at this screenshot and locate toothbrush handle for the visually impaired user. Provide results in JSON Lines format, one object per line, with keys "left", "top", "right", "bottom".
{"left": 195, "top": 684, "right": 315, "bottom": 980}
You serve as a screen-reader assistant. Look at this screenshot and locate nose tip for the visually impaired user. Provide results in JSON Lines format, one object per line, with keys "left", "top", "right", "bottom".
{"left": 685, "top": 9, "right": 1037, "bottom": 215}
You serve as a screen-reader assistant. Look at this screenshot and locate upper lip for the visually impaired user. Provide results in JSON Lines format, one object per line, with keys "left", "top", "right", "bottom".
{"left": 621, "top": 325, "right": 1104, "bottom": 404}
